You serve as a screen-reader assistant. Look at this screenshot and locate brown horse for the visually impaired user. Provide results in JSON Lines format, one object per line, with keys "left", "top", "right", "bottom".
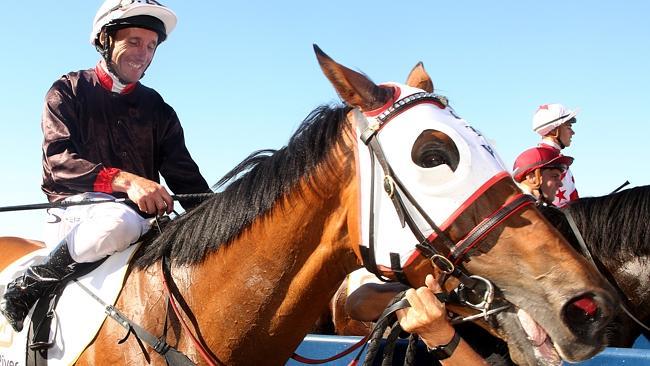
{"left": 1, "top": 46, "right": 616, "bottom": 366}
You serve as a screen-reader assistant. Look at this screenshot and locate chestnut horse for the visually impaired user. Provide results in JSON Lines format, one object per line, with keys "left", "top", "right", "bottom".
{"left": 1, "top": 46, "right": 616, "bottom": 366}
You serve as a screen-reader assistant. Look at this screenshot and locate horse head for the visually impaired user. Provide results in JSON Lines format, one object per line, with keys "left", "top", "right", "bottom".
{"left": 315, "top": 45, "right": 618, "bottom": 366}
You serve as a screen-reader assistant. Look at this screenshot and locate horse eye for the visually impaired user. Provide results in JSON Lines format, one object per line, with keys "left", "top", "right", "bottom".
{"left": 416, "top": 146, "right": 449, "bottom": 168}
{"left": 411, "top": 130, "right": 460, "bottom": 171}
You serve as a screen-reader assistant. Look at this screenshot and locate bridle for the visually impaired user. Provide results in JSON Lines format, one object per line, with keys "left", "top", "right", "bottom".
{"left": 358, "top": 91, "right": 535, "bottom": 322}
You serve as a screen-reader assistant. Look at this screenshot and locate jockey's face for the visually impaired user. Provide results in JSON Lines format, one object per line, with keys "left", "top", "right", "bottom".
{"left": 540, "top": 168, "right": 564, "bottom": 204}
{"left": 557, "top": 122, "right": 575, "bottom": 148}
{"left": 110, "top": 27, "right": 159, "bottom": 83}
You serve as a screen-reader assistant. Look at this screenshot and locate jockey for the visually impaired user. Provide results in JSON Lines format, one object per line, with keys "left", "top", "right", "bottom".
{"left": 0, "top": 0, "right": 210, "bottom": 332}
{"left": 512, "top": 146, "right": 574, "bottom": 206}
{"left": 531, "top": 103, "right": 579, "bottom": 207}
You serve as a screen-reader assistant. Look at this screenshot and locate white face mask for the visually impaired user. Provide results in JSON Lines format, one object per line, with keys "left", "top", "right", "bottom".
{"left": 354, "top": 83, "right": 509, "bottom": 269}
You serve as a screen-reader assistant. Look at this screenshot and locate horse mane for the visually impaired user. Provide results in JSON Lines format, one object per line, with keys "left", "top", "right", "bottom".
{"left": 134, "top": 104, "right": 353, "bottom": 268}
{"left": 564, "top": 185, "right": 650, "bottom": 261}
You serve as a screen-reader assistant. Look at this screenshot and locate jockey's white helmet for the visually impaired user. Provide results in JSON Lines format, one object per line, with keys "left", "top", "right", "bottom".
{"left": 90, "top": 0, "right": 177, "bottom": 47}
{"left": 532, "top": 103, "right": 579, "bottom": 136}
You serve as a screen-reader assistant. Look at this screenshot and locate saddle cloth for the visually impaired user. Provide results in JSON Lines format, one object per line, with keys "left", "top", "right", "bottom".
{"left": 0, "top": 244, "right": 140, "bottom": 366}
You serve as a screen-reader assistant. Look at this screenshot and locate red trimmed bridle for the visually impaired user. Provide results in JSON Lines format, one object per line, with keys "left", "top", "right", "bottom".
{"left": 357, "top": 92, "right": 534, "bottom": 321}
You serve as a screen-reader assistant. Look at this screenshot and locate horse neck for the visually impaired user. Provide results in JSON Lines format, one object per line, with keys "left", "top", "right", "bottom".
{"left": 176, "top": 144, "right": 361, "bottom": 364}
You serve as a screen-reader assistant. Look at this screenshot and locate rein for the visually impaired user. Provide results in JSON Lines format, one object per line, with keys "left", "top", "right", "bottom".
{"left": 161, "top": 256, "right": 373, "bottom": 365}
{"left": 290, "top": 336, "right": 369, "bottom": 364}
{"left": 161, "top": 256, "right": 220, "bottom": 366}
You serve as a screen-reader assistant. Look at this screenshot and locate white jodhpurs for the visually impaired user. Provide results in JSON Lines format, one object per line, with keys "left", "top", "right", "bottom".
{"left": 42, "top": 193, "right": 152, "bottom": 263}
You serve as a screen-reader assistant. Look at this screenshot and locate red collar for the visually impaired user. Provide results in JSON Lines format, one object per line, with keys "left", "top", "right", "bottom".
{"left": 95, "top": 62, "right": 137, "bottom": 94}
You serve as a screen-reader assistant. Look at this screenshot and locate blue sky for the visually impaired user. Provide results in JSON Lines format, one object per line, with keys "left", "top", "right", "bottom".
{"left": 1, "top": 1, "right": 648, "bottom": 240}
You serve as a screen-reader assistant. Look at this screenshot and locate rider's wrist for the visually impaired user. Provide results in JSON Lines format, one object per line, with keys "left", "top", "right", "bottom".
{"left": 421, "top": 325, "right": 455, "bottom": 349}
{"left": 425, "top": 329, "right": 461, "bottom": 360}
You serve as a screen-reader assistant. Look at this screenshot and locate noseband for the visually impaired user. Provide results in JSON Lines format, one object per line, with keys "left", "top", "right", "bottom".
{"left": 359, "top": 91, "right": 535, "bottom": 321}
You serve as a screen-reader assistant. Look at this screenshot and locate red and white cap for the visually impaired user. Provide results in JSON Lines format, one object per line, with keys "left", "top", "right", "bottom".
{"left": 532, "top": 103, "right": 579, "bottom": 136}
{"left": 513, "top": 146, "right": 573, "bottom": 182}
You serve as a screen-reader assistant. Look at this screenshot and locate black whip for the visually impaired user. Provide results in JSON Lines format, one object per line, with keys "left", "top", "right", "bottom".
{"left": 610, "top": 180, "right": 630, "bottom": 195}
{"left": 0, "top": 193, "right": 215, "bottom": 213}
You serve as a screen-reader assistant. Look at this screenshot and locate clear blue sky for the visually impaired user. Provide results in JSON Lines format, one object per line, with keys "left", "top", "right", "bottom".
{"left": 1, "top": 1, "right": 648, "bottom": 240}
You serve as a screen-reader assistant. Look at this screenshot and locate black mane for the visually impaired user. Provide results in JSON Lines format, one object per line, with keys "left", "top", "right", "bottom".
{"left": 134, "top": 104, "right": 352, "bottom": 268}
{"left": 544, "top": 185, "right": 650, "bottom": 261}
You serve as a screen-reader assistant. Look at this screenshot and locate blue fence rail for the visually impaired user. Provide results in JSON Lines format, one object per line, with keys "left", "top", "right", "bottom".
{"left": 287, "top": 334, "right": 650, "bottom": 365}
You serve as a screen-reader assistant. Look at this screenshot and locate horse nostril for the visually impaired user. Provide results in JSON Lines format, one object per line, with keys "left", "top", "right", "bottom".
{"left": 563, "top": 294, "right": 607, "bottom": 339}
{"left": 571, "top": 296, "right": 599, "bottom": 318}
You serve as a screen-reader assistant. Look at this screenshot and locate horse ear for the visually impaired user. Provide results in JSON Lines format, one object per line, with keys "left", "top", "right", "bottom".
{"left": 405, "top": 62, "right": 434, "bottom": 93}
{"left": 314, "top": 44, "right": 393, "bottom": 112}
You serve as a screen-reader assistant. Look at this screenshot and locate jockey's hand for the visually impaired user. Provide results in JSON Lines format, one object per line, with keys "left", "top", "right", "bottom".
{"left": 111, "top": 171, "right": 174, "bottom": 216}
{"left": 396, "top": 274, "right": 456, "bottom": 349}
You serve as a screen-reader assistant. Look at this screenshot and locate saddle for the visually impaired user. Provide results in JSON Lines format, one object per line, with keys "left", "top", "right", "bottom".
{"left": 0, "top": 245, "right": 140, "bottom": 366}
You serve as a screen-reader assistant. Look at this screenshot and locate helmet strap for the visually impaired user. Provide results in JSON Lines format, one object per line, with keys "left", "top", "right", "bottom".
{"left": 546, "top": 128, "right": 565, "bottom": 149}
{"left": 532, "top": 169, "right": 542, "bottom": 190}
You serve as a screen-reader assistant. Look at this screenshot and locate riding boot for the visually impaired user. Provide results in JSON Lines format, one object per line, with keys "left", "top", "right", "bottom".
{"left": 0, "top": 240, "right": 81, "bottom": 332}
